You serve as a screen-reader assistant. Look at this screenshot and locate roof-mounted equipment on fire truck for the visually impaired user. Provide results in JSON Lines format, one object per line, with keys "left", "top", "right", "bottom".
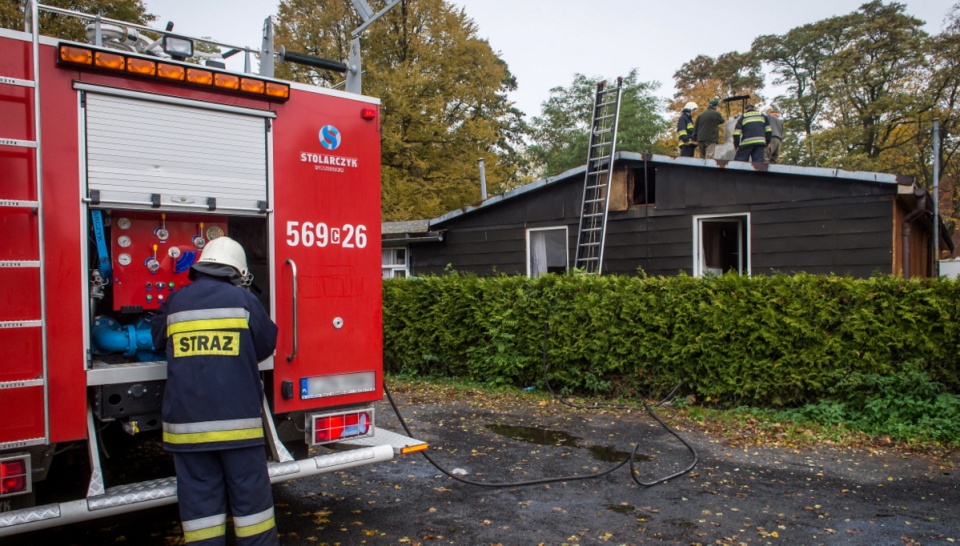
{"left": 277, "top": 45, "right": 347, "bottom": 74}
{"left": 161, "top": 35, "right": 193, "bottom": 60}
{"left": 57, "top": 43, "right": 290, "bottom": 101}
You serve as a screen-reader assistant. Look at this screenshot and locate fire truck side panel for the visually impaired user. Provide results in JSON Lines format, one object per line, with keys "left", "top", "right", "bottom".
{"left": 0, "top": 328, "right": 41, "bottom": 382}
{"left": 0, "top": 385, "right": 44, "bottom": 443}
{"left": 271, "top": 88, "right": 383, "bottom": 414}
{"left": 0, "top": 210, "right": 39, "bottom": 259}
{"left": 0, "top": 267, "right": 41, "bottom": 318}
{"left": 0, "top": 36, "right": 30, "bottom": 141}
{"left": 0, "top": 87, "right": 32, "bottom": 142}
{"left": 39, "top": 48, "right": 88, "bottom": 443}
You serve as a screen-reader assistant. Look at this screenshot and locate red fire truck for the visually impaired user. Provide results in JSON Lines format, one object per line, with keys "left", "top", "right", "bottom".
{"left": 0, "top": 2, "right": 423, "bottom": 536}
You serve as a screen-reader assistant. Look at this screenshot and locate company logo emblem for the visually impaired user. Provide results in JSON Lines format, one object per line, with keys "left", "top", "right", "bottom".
{"left": 319, "top": 125, "right": 342, "bottom": 150}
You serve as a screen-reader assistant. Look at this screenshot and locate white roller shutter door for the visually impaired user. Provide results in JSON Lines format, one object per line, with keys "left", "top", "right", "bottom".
{"left": 84, "top": 90, "right": 270, "bottom": 213}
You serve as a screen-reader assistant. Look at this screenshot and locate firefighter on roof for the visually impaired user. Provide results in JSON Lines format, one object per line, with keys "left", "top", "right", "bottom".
{"left": 152, "top": 236, "right": 279, "bottom": 546}
{"left": 733, "top": 104, "right": 772, "bottom": 163}
{"left": 677, "top": 102, "right": 698, "bottom": 157}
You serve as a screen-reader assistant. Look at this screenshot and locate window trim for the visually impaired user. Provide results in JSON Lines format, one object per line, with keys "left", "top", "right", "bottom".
{"left": 382, "top": 246, "right": 409, "bottom": 279}
{"left": 526, "top": 226, "right": 569, "bottom": 278}
{"left": 692, "top": 213, "right": 751, "bottom": 277}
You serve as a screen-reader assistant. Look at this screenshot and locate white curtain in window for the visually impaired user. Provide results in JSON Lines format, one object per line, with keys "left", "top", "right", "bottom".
{"left": 530, "top": 231, "right": 548, "bottom": 278}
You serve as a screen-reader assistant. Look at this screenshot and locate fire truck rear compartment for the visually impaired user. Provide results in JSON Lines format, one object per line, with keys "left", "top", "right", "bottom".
{"left": 86, "top": 211, "right": 269, "bottom": 427}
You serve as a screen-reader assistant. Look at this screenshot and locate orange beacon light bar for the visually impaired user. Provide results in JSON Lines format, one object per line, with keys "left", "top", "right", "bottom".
{"left": 57, "top": 43, "right": 290, "bottom": 101}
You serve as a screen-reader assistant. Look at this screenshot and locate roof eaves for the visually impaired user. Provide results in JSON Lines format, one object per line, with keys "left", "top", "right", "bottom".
{"left": 382, "top": 219, "right": 431, "bottom": 234}
{"left": 429, "top": 163, "right": 588, "bottom": 227}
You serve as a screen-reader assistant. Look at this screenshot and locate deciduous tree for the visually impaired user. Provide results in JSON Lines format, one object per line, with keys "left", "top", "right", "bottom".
{"left": 671, "top": 51, "right": 763, "bottom": 110}
{"left": 816, "top": 1, "right": 928, "bottom": 170}
{"left": 0, "top": 0, "right": 154, "bottom": 40}
{"left": 752, "top": 19, "right": 846, "bottom": 165}
{"left": 752, "top": 1, "right": 934, "bottom": 174}
{"left": 275, "top": 0, "right": 526, "bottom": 221}
{"left": 527, "top": 69, "right": 669, "bottom": 178}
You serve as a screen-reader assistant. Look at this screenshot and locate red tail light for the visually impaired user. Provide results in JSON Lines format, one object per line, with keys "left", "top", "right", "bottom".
{"left": 309, "top": 409, "right": 373, "bottom": 445}
{"left": 0, "top": 457, "right": 29, "bottom": 496}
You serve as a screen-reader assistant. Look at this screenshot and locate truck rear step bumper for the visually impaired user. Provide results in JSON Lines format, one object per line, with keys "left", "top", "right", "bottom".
{"left": 0, "top": 427, "right": 423, "bottom": 537}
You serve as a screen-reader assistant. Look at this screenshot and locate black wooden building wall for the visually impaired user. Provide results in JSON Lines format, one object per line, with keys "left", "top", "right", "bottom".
{"left": 410, "top": 157, "right": 899, "bottom": 279}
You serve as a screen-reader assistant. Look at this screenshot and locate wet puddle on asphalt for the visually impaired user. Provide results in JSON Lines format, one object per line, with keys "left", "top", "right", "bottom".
{"left": 485, "top": 424, "right": 580, "bottom": 447}
{"left": 485, "top": 424, "right": 650, "bottom": 463}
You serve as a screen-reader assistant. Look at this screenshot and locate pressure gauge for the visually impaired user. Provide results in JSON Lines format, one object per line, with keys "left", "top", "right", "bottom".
{"left": 117, "top": 253, "right": 132, "bottom": 266}
{"left": 117, "top": 217, "right": 132, "bottom": 230}
{"left": 168, "top": 247, "right": 181, "bottom": 259}
{"left": 206, "top": 226, "right": 224, "bottom": 240}
{"left": 117, "top": 235, "right": 132, "bottom": 248}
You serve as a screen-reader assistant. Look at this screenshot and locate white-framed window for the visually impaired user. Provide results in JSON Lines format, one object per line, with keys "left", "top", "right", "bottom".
{"left": 382, "top": 247, "right": 408, "bottom": 279}
{"left": 693, "top": 213, "right": 750, "bottom": 277}
{"left": 527, "top": 226, "right": 568, "bottom": 278}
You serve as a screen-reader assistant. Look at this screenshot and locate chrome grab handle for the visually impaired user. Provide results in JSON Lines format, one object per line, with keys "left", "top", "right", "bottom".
{"left": 285, "top": 258, "right": 298, "bottom": 362}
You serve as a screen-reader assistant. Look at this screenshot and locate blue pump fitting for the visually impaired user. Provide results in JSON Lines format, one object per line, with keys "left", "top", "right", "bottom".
{"left": 91, "top": 315, "right": 162, "bottom": 361}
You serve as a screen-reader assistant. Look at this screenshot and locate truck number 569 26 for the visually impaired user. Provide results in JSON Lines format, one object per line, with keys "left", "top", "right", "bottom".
{"left": 285, "top": 221, "right": 368, "bottom": 248}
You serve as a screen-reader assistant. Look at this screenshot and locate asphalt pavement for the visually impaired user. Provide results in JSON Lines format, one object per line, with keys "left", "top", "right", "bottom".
{"left": 4, "top": 382, "right": 958, "bottom": 545}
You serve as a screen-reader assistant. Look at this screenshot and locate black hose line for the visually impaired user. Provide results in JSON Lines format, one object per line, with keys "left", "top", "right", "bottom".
{"left": 538, "top": 308, "right": 700, "bottom": 487}
{"left": 384, "top": 382, "right": 630, "bottom": 487}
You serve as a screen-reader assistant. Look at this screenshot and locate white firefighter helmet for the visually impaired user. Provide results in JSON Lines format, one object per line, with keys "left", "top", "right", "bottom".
{"left": 684, "top": 101, "right": 698, "bottom": 111}
{"left": 196, "top": 236, "right": 248, "bottom": 278}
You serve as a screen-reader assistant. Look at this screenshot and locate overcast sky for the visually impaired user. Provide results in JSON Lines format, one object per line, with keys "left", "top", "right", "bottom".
{"left": 143, "top": 0, "right": 953, "bottom": 117}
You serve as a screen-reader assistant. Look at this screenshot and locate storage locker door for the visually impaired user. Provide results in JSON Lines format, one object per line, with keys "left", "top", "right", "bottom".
{"left": 84, "top": 92, "right": 269, "bottom": 212}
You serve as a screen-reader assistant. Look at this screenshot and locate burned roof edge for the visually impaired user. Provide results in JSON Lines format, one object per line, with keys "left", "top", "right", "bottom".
{"left": 627, "top": 152, "right": 907, "bottom": 185}
{"left": 429, "top": 152, "right": 908, "bottom": 227}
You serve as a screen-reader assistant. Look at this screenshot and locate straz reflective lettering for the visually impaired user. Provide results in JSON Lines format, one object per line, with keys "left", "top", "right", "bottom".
{"left": 173, "top": 330, "right": 240, "bottom": 357}
{"left": 285, "top": 221, "right": 368, "bottom": 249}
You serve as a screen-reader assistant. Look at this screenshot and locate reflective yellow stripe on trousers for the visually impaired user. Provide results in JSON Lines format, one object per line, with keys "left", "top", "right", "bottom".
{"left": 234, "top": 507, "right": 276, "bottom": 538}
{"left": 163, "top": 418, "right": 264, "bottom": 445}
{"left": 183, "top": 513, "right": 227, "bottom": 543}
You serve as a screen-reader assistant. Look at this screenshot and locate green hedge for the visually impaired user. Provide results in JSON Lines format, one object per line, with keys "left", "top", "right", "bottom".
{"left": 383, "top": 273, "right": 960, "bottom": 408}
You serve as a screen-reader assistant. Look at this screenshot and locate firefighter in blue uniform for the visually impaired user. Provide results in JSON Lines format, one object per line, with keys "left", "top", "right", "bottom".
{"left": 733, "top": 104, "right": 772, "bottom": 163}
{"left": 152, "top": 236, "right": 279, "bottom": 545}
{"left": 677, "top": 102, "right": 698, "bottom": 157}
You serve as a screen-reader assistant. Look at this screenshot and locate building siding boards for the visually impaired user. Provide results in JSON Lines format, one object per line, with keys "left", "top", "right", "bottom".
{"left": 413, "top": 177, "right": 581, "bottom": 276}
{"left": 405, "top": 154, "right": 926, "bottom": 279}
{"left": 750, "top": 197, "right": 894, "bottom": 277}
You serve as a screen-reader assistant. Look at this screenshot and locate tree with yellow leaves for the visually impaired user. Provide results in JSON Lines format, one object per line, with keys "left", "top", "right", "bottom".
{"left": 275, "top": 0, "right": 527, "bottom": 221}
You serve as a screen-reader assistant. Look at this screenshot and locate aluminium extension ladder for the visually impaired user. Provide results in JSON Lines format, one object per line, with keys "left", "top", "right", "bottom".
{"left": 573, "top": 78, "right": 622, "bottom": 274}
